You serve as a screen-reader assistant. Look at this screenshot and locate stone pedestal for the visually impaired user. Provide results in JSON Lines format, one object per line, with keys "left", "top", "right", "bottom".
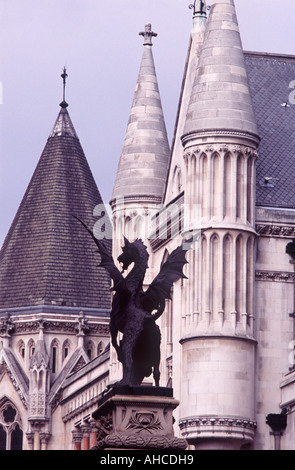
{"left": 92, "top": 385, "right": 187, "bottom": 450}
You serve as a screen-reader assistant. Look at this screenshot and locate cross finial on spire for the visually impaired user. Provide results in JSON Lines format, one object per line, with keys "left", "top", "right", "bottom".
{"left": 60, "top": 66, "right": 68, "bottom": 108}
{"left": 139, "top": 24, "right": 158, "bottom": 46}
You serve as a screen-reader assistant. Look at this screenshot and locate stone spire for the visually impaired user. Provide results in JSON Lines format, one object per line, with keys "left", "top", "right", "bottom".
{"left": 111, "top": 24, "right": 170, "bottom": 205}
{"left": 163, "top": 2, "right": 208, "bottom": 203}
{"left": 182, "top": 0, "right": 260, "bottom": 148}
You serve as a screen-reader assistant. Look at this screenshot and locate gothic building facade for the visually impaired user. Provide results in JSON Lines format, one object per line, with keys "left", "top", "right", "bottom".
{"left": 1, "top": 0, "right": 295, "bottom": 450}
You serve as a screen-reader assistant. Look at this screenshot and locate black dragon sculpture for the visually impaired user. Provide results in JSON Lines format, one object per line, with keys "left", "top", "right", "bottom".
{"left": 75, "top": 217, "right": 199, "bottom": 387}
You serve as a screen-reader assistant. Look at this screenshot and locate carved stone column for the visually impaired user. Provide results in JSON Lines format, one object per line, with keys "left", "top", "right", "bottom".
{"left": 40, "top": 432, "right": 51, "bottom": 450}
{"left": 26, "top": 433, "right": 34, "bottom": 451}
{"left": 81, "top": 424, "right": 91, "bottom": 450}
{"left": 92, "top": 385, "right": 187, "bottom": 451}
{"left": 72, "top": 429, "right": 83, "bottom": 451}
{"left": 90, "top": 419, "right": 98, "bottom": 448}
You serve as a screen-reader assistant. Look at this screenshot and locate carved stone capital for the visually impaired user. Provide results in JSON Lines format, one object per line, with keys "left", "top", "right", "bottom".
{"left": 179, "top": 415, "right": 256, "bottom": 444}
{"left": 184, "top": 142, "right": 258, "bottom": 160}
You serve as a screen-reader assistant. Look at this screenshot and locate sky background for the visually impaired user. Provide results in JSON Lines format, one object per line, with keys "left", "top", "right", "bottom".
{"left": 0, "top": 0, "right": 294, "bottom": 247}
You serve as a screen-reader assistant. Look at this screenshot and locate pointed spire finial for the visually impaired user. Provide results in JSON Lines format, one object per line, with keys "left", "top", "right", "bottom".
{"left": 139, "top": 24, "right": 158, "bottom": 46}
{"left": 60, "top": 66, "right": 68, "bottom": 108}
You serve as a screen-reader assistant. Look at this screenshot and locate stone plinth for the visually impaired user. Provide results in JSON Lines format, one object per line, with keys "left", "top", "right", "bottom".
{"left": 91, "top": 385, "right": 187, "bottom": 450}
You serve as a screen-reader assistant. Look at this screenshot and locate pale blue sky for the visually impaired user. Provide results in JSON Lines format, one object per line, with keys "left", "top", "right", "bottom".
{"left": 0, "top": 0, "right": 294, "bottom": 246}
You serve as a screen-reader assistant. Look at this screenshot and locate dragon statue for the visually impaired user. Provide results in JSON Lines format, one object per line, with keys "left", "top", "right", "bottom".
{"left": 76, "top": 217, "right": 199, "bottom": 387}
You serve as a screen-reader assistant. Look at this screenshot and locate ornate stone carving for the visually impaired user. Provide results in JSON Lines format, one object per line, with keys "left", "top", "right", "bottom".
{"left": 12, "top": 319, "right": 109, "bottom": 336}
{"left": 255, "top": 271, "right": 294, "bottom": 283}
{"left": 93, "top": 432, "right": 187, "bottom": 450}
{"left": 30, "top": 392, "right": 47, "bottom": 417}
{"left": 71, "top": 356, "right": 86, "bottom": 373}
{"left": 92, "top": 387, "right": 187, "bottom": 451}
{"left": 256, "top": 224, "right": 295, "bottom": 238}
{"left": 184, "top": 143, "right": 257, "bottom": 160}
{"left": 0, "top": 359, "right": 28, "bottom": 408}
{"left": 179, "top": 415, "right": 257, "bottom": 443}
{"left": 126, "top": 411, "right": 163, "bottom": 433}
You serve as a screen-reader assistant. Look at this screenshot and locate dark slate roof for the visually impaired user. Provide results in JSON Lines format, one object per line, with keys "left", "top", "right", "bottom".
{"left": 0, "top": 107, "right": 111, "bottom": 310}
{"left": 245, "top": 52, "right": 295, "bottom": 208}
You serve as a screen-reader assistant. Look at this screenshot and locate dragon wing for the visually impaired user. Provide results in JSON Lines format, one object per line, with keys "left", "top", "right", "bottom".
{"left": 140, "top": 243, "right": 188, "bottom": 314}
{"left": 74, "top": 216, "right": 126, "bottom": 294}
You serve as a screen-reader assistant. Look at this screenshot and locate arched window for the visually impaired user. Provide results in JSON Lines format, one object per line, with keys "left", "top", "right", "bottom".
{"left": 0, "top": 424, "right": 6, "bottom": 450}
{"left": 28, "top": 339, "right": 35, "bottom": 358}
{"left": 50, "top": 339, "right": 59, "bottom": 374}
{"left": 97, "top": 341, "right": 105, "bottom": 356}
{"left": 172, "top": 165, "right": 182, "bottom": 195}
{"left": 0, "top": 401, "right": 23, "bottom": 450}
{"left": 11, "top": 424, "right": 23, "bottom": 450}
{"left": 18, "top": 340, "right": 25, "bottom": 359}
{"left": 86, "top": 341, "right": 94, "bottom": 360}
{"left": 62, "top": 339, "right": 71, "bottom": 361}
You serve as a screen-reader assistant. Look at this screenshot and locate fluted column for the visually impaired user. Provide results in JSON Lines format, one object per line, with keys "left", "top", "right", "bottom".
{"left": 182, "top": 143, "right": 257, "bottom": 335}
{"left": 180, "top": 141, "right": 258, "bottom": 449}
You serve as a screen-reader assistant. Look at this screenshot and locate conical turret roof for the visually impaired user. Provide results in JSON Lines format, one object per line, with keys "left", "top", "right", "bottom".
{"left": 111, "top": 24, "right": 170, "bottom": 204}
{"left": 0, "top": 98, "right": 111, "bottom": 311}
{"left": 182, "top": 0, "right": 259, "bottom": 147}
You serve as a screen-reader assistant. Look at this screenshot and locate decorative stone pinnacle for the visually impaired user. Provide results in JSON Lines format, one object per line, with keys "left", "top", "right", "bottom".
{"left": 139, "top": 23, "right": 157, "bottom": 46}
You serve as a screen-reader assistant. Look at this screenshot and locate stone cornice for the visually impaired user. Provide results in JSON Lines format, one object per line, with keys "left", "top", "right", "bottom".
{"left": 8, "top": 320, "right": 109, "bottom": 336}
{"left": 255, "top": 271, "right": 294, "bottom": 283}
{"left": 181, "top": 129, "right": 260, "bottom": 149}
{"left": 110, "top": 194, "right": 162, "bottom": 210}
{"left": 180, "top": 333, "right": 257, "bottom": 345}
{"left": 183, "top": 142, "right": 258, "bottom": 161}
{"left": 256, "top": 224, "right": 295, "bottom": 238}
{"left": 179, "top": 415, "right": 257, "bottom": 442}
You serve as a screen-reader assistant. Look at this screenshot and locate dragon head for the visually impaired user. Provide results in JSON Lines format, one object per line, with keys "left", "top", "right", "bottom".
{"left": 117, "top": 237, "right": 149, "bottom": 273}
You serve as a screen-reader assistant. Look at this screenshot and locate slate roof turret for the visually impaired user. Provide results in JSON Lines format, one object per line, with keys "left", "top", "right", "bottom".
{"left": 0, "top": 88, "right": 111, "bottom": 311}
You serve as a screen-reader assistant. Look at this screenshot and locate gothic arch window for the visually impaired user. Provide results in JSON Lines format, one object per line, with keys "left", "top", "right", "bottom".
{"left": 0, "top": 424, "right": 6, "bottom": 450}
{"left": 0, "top": 400, "right": 23, "bottom": 450}
{"left": 28, "top": 339, "right": 35, "bottom": 358}
{"left": 97, "top": 341, "right": 105, "bottom": 356}
{"left": 50, "top": 339, "right": 59, "bottom": 374}
{"left": 62, "top": 339, "right": 71, "bottom": 361}
{"left": 172, "top": 165, "right": 182, "bottom": 195}
{"left": 86, "top": 340, "right": 95, "bottom": 360}
{"left": 18, "top": 340, "right": 25, "bottom": 359}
